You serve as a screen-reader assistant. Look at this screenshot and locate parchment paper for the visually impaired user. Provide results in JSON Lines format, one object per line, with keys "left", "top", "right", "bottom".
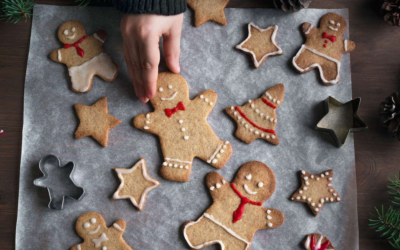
{"left": 16, "top": 5, "right": 358, "bottom": 250}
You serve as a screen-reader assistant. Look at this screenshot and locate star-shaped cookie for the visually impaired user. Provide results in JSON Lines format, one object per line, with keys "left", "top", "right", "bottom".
{"left": 112, "top": 159, "right": 160, "bottom": 210}
{"left": 291, "top": 170, "right": 341, "bottom": 216}
{"left": 74, "top": 97, "right": 121, "bottom": 147}
{"left": 236, "top": 23, "right": 283, "bottom": 68}
{"left": 187, "top": 0, "right": 230, "bottom": 27}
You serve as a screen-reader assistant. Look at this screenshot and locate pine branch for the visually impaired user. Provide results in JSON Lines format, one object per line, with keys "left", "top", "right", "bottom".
{"left": 389, "top": 172, "right": 400, "bottom": 205}
{"left": 0, "top": 0, "right": 35, "bottom": 23}
{"left": 369, "top": 206, "right": 400, "bottom": 249}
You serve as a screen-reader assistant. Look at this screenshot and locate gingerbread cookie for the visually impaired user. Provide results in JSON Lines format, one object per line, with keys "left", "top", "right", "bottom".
{"left": 291, "top": 170, "right": 341, "bottom": 216}
{"left": 74, "top": 97, "right": 121, "bottom": 147}
{"left": 133, "top": 72, "right": 232, "bottom": 182}
{"left": 303, "top": 234, "right": 335, "bottom": 250}
{"left": 113, "top": 159, "right": 160, "bottom": 210}
{"left": 70, "top": 212, "right": 134, "bottom": 250}
{"left": 183, "top": 161, "right": 284, "bottom": 249}
{"left": 187, "top": 0, "right": 230, "bottom": 27}
{"left": 236, "top": 23, "right": 283, "bottom": 68}
{"left": 292, "top": 12, "right": 355, "bottom": 85}
{"left": 225, "top": 84, "right": 284, "bottom": 145}
{"left": 50, "top": 20, "right": 119, "bottom": 93}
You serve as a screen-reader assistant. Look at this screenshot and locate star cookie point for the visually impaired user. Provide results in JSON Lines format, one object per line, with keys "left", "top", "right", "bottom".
{"left": 113, "top": 159, "right": 160, "bottom": 211}
{"left": 187, "top": 0, "right": 230, "bottom": 27}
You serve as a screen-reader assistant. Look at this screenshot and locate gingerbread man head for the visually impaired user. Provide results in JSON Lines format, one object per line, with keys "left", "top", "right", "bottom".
{"left": 75, "top": 212, "right": 107, "bottom": 239}
{"left": 320, "top": 13, "right": 347, "bottom": 36}
{"left": 58, "top": 20, "right": 87, "bottom": 44}
{"left": 151, "top": 73, "right": 189, "bottom": 110}
{"left": 232, "top": 161, "right": 276, "bottom": 203}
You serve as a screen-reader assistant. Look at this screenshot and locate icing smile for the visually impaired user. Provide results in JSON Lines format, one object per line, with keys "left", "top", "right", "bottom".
{"left": 161, "top": 91, "right": 178, "bottom": 101}
{"left": 244, "top": 184, "right": 257, "bottom": 195}
{"left": 66, "top": 33, "right": 76, "bottom": 40}
{"left": 88, "top": 225, "right": 100, "bottom": 235}
{"left": 328, "top": 26, "right": 338, "bottom": 31}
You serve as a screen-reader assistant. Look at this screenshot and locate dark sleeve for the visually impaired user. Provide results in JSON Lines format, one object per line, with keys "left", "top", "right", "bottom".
{"left": 112, "top": 0, "right": 187, "bottom": 15}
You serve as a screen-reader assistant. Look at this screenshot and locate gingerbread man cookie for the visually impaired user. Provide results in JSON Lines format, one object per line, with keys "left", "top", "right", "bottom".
{"left": 50, "top": 20, "right": 119, "bottom": 93}
{"left": 183, "top": 161, "right": 284, "bottom": 249}
{"left": 303, "top": 234, "right": 335, "bottom": 250}
{"left": 133, "top": 72, "right": 232, "bottom": 182}
{"left": 70, "top": 212, "right": 134, "bottom": 250}
{"left": 292, "top": 12, "right": 355, "bottom": 85}
{"left": 225, "top": 84, "right": 284, "bottom": 145}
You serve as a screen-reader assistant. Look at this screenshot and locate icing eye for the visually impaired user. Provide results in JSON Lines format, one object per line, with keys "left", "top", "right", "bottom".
{"left": 159, "top": 87, "right": 164, "bottom": 92}
{"left": 91, "top": 218, "right": 97, "bottom": 224}
{"left": 246, "top": 174, "right": 252, "bottom": 180}
{"left": 336, "top": 23, "right": 341, "bottom": 27}
{"left": 83, "top": 222, "right": 90, "bottom": 228}
{"left": 258, "top": 182, "right": 264, "bottom": 188}
{"left": 72, "top": 27, "right": 76, "bottom": 32}
{"left": 329, "top": 20, "right": 335, "bottom": 24}
{"left": 168, "top": 85, "right": 172, "bottom": 89}
{"left": 102, "top": 247, "right": 107, "bottom": 250}
{"left": 64, "top": 30, "right": 69, "bottom": 35}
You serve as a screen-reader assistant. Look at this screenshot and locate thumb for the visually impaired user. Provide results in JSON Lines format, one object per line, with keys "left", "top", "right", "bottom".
{"left": 163, "top": 28, "right": 182, "bottom": 73}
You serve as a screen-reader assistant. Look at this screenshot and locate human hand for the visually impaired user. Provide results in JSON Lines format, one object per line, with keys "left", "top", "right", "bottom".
{"left": 121, "top": 13, "right": 184, "bottom": 103}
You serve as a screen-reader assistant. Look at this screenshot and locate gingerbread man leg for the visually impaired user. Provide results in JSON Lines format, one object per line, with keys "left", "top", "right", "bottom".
{"left": 294, "top": 48, "right": 339, "bottom": 84}
{"left": 183, "top": 216, "right": 248, "bottom": 250}
{"left": 93, "top": 53, "right": 119, "bottom": 82}
{"left": 196, "top": 137, "right": 232, "bottom": 170}
{"left": 160, "top": 142, "right": 194, "bottom": 182}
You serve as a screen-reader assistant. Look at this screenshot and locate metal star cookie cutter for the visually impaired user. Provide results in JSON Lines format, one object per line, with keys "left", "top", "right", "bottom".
{"left": 315, "top": 96, "right": 368, "bottom": 147}
{"left": 33, "top": 155, "right": 85, "bottom": 209}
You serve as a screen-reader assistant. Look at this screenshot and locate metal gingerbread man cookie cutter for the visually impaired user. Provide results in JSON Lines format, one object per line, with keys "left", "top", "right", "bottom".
{"left": 33, "top": 155, "right": 85, "bottom": 209}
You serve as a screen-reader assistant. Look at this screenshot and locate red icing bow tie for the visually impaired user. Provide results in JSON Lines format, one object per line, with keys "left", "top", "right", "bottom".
{"left": 322, "top": 32, "right": 336, "bottom": 42}
{"left": 231, "top": 183, "right": 262, "bottom": 223}
{"left": 64, "top": 35, "right": 88, "bottom": 58}
{"left": 164, "top": 102, "right": 185, "bottom": 118}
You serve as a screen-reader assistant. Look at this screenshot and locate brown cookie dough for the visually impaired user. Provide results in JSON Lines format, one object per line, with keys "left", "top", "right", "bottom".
{"left": 187, "top": 0, "right": 230, "bottom": 27}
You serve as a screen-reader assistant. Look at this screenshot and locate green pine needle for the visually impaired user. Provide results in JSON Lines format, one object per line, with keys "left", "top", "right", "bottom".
{"left": 389, "top": 172, "right": 400, "bottom": 206}
{"left": 369, "top": 206, "right": 400, "bottom": 249}
{"left": 0, "top": 0, "right": 35, "bottom": 23}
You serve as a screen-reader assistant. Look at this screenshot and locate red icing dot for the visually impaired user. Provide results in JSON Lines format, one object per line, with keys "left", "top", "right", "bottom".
{"left": 325, "top": 40, "right": 328, "bottom": 43}
{"left": 323, "top": 44, "right": 327, "bottom": 48}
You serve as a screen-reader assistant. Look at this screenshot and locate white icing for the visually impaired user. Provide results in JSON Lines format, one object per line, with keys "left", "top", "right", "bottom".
{"left": 207, "top": 142, "right": 224, "bottom": 163}
{"left": 267, "top": 210, "right": 271, "bottom": 214}
{"left": 159, "top": 87, "right": 163, "bottom": 92}
{"left": 94, "top": 33, "right": 105, "bottom": 43}
{"left": 181, "top": 128, "right": 186, "bottom": 132}
{"left": 337, "top": 23, "right": 341, "bottom": 26}
{"left": 113, "top": 223, "right": 123, "bottom": 232}
{"left": 160, "top": 91, "right": 178, "bottom": 101}
{"left": 325, "top": 172, "right": 329, "bottom": 175}
{"left": 168, "top": 85, "right": 172, "bottom": 89}
{"left": 68, "top": 53, "right": 118, "bottom": 92}
{"left": 244, "top": 184, "right": 257, "bottom": 195}
{"left": 304, "top": 235, "right": 311, "bottom": 249}
{"left": 58, "top": 50, "right": 62, "bottom": 62}
{"left": 246, "top": 174, "right": 252, "bottom": 180}
{"left": 216, "top": 183, "right": 221, "bottom": 188}
{"left": 328, "top": 26, "right": 339, "bottom": 31}
{"left": 222, "top": 180, "right": 226, "bottom": 184}
{"left": 344, "top": 40, "right": 348, "bottom": 52}
{"left": 329, "top": 177, "right": 333, "bottom": 181}
{"left": 72, "top": 27, "right": 76, "bottom": 32}
{"left": 143, "top": 126, "right": 149, "bottom": 130}
{"left": 84, "top": 222, "right": 90, "bottom": 228}
{"left": 76, "top": 245, "right": 81, "bottom": 250}
{"left": 66, "top": 33, "right": 76, "bottom": 40}
{"left": 200, "top": 95, "right": 204, "bottom": 99}
{"left": 315, "top": 235, "right": 323, "bottom": 249}
{"left": 267, "top": 215, "right": 272, "bottom": 220}
{"left": 92, "top": 233, "right": 108, "bottom": 248}
{"left": 183, "top": 213, "right": 251, "bottom": 250}
{"left": 165, "top": 158, "right": 192, "bottom": 164}
{"left": 236, "top": 23, "right": 283, "bottom": 68}
{"left": 184, "top": 136, "right": 190, "bottom": 140}
{"left": 102, "top": 247, "right": 107, "bottom": 250}
{"left": 205, "top": 98, "right": 209, "bottom": 102}
{"left": 146, "top": 114, "right": 150, "bottom": 119}
{"left": 329, "top": 20, "right": 335, "bottom": 24}
{"left": 305, "top": 24, "right": 314, "bottom": 35}
{"left": 301, "top": 170, "right": 305, "bottom": 174}
{"left": 268, "top": 222, "right": 273, "bottom": 227}
{"left": 89, "top": 226, "right": 100, "bottom": 235}
{"left": 292, "top": 44, "right": 341, "bottom": 85}
{"left": 64, "top": 30, "right": 68, "bottom": 35}
{"left": 210, "top": 186, "right": 215, "bottom": 191}
{"left": 91, "top": 218, "right": 97, "bottom": 224}
{"left": 112, "top": 159, "right": 160, "bottom": 210}
{"left": 179, "top": 120, "right": 183, "bottom": 124}
{"left": 212, "top": 159, "right": 218, "bottom": 164}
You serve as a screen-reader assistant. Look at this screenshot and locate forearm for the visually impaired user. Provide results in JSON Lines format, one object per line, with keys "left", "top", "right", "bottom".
{"left": 112, "top": 0, "right": 187, "bottom": 15}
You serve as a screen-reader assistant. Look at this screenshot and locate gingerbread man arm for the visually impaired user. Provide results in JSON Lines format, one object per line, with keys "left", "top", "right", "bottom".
{"left": 94, "top": 30, "right": 108, "bottom": 44}
{"left": 258, "top": 208, "right": 285, "bottom": 230}
{"left": 193, "top": 90, "right": 217, "bottom": 117}
{"left": 343, "top": 39, "right": 356, "bottom": 53}
{"left": 70, "top": 245, "right": 79, "bottom": 250}
{"left": 206, "top": 171, "right": 229, "bottom": 200}
{"left": 49, "top": 49, "right": 65, "bottom": 64}
{"left": 110, "top": 219, "right": 126, "bottom": 235}
{"left": 133, "top": 112, "right": 160, "bottom": 135}
{"left": 301, "top": 22, "right": 317, "bottom": 38}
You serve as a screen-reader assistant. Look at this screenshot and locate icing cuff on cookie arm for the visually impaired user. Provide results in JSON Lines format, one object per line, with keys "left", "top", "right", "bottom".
{"left": 94, "top": 30, "right": 108, "bottom": 44}
{"left": 133, "top": 112, "right": 159, "bottom": 135}
{"left": 111, "top": 219, "right": 126, "bottom": 235}
{"left": 206, "top": 171, "right": 229, "bottom": 199}
{"left": 302, "top": 22, "right": 317, "bottom": 37}
{"left": 194, "top": 90, "right": 217, "bottom": 116}
{"left": 49, "top": 49, "right": 65, "bottom": 64}
{"left": 343, "top": 39, "right": 356, "bottom": 53}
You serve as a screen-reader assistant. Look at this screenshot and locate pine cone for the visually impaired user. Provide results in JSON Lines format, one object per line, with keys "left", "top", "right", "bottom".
{"left": 273, "top": 0, "right": 312, "bottom": 12}
{"left": 379, "top": 93, "right": 400, "bottom": 140}
{"left": 380, "top": 0, "right": 400, "bottom": 26}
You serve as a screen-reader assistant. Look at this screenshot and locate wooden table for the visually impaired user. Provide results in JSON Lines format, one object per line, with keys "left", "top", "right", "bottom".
{"left": 0, "top": 0, "right": 397, "bottom": 249}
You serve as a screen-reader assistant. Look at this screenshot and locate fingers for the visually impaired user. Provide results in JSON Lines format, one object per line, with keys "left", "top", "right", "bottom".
{"left": 163, "top": 15, "right": 183, "bottom": 73}
{"left": 138, "top": 36, "right": 160, "bottom": 100}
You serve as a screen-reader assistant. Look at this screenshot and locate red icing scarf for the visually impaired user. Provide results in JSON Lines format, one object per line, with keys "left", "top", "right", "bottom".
{"left": 164, "top": 102, "right": 185, "bottom": 118}
{"left": 231, "top": 183, "right": 262, "bottom": 223}
{"left": 64, "top": 35, "right": 88, "bottom": 58}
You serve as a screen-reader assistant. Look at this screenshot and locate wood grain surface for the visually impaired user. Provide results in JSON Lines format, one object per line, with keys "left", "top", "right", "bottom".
{"left": 0, "top": 0, "right": 397, "bottom": 249}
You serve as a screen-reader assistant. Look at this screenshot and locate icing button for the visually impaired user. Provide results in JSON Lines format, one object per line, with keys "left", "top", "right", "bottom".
{"left": 216, "top": 183, "right": 221, "bottom": 188}
{"left": 210, "top": 186, "right": 215, "bottom": 191}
